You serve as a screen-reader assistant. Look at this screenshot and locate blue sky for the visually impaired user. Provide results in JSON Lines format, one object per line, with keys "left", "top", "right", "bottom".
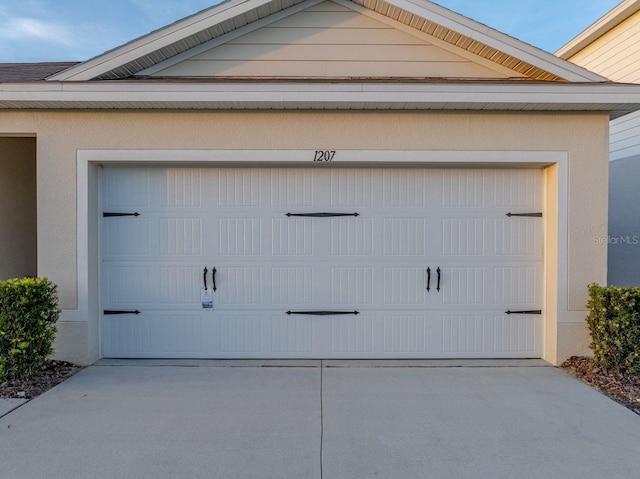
{"left": 0, "top": 0, "right": 623, "bottom": 63}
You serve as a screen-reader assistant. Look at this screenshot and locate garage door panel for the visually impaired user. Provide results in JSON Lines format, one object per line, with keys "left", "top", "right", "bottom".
{"left": 159, "top": 218, "right": 202, "bottom": 256}
{"left": 159, "top": 315, "right": 204, "bottom": 354}
{"left": 216, "top": 267, "right": 262, "bottom": 306}
{"left": 494, "top": 217, "right": 542, "bottom": 258}
{"left": 104, "top": 314, "right": 152, "bottom": 355}
{"left": 270, "top": 266, "right": 314, "bottom": 305}
{"left": 441, "top": 266, "right": 485, "bottom": 305}
{"left": 218, "top": 218, "right": 262, "bottom": 256}
{"left": 441, "top": 218, "right": 485, "bottom": 256}
{"left": 383, "top": 218, "right": 426, "bottom": 256}
{"left": 329, "top": 169, "right": 373, "bottom": 206}
{"left": 382, "top": 169, "right": 427, "bottom": 207}
{"left": 494, "top": 265, "right": 541, "bottom": 306}
{"left": 159, "top": 266, "right": 201, "bottom": 305}
{"left": 104, "top": 168, "right": 150, "bottom": 208}
{"left": 270, "top": 169, "right": 314, "bottom": 206}
{"left": 493, "top": 169, "right": 542, "bottom": 208}
{"left": 331, "top": 315, "right": 375, "bottom": 354}
{"left": 383, "top": 267, "right": 426, "bottom": 305}
{"left": 330, "top": 218, "right": 374, "bottom": 256}
{"left": 217, "top": 169, "right": 261, "bottom": 207}
{"left": 104, "top": 217, "right": 151, "bottom": 256}
{"left": 270, "top": 315, "right": 316, "bottom": 354}
{"left": 159, "top": 168, "right": 202, "bottom": 207}
{"left": 219, "top": 315, "right": 263, "bottom": 353}
{"left": 102, "top": 166, "right": 544, "bottom": 359}
{"left": 440, "top": 169, "right": 486, "bottom": 208}
{"left": 382, "top": 315, "right": 428, "bottom": 353}
{"left": 271, "top": 218, "right": 314, "bottom": 256}
{"left": 104, "top": 265, "right": 155, "bottom": 306}
{"left": 331, "top": 266, "right": 374, "bottom": 305}
{"left": 493, "top": 314, "right": 541, "bottom": 355}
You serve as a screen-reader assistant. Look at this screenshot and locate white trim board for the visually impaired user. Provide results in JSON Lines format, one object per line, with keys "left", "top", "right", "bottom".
{"left": 63, "top": 148, "right": 577, "bottom": 333}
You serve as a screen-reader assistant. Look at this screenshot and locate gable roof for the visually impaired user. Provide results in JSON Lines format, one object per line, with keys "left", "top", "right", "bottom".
{"left": 556, "top": 0, "right": 640, "bottom": 60}
{"left": 48, "top": 0, "right": 605, "bottom": 83}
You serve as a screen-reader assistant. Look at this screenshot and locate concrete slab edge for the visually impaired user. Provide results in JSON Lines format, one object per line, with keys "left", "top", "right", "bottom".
{"left": 95, "top": 359, "right": 552, "bottom": 368}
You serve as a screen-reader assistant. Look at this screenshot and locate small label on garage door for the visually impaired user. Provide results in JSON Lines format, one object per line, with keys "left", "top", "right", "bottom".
{"left": 201, "top": 288, "right": 213, "bottom": 310}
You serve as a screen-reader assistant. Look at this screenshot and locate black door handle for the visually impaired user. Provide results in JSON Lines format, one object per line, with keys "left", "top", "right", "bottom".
{"left": 203, "top": 267, "right": 208, "bottom": 291}
{"left": 212, "top": 267, "right": 217, "bottom": 292}
{"left": 426, "top": 267, "right": 431, "bottom": 292}
{"left": 436, "top": 267, "right": 441, "bottom": 292}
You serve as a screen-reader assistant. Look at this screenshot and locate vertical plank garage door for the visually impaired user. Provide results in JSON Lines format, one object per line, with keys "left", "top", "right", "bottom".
{"left": 101, "top": 166, "right": 543, "bottom": 358}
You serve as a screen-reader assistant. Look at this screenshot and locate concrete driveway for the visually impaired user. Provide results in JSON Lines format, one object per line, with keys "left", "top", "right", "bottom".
{"left": 1, "top": 360, "right": 639, "bottom": 479}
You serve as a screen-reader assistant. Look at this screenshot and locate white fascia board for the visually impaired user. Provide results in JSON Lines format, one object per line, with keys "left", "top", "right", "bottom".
{"left": 556, "top": 0, "right": 640, "bottom": 59}
{"left": 47, "top": 0, "right": 279, "bottom": 82}
{"left": 2, "top": 82, "right": 640, "bottom": 110}
{"left": 386, "top": 0, "right": 608, "bottom": 83}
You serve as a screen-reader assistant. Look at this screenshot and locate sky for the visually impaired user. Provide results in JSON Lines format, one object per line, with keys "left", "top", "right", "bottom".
{"left": 0, "top": 0, "right": 624, "bottom": 63}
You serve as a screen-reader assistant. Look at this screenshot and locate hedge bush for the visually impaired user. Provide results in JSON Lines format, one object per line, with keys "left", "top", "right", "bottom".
{"left": 0, "top": 278, "right": 60, "bottom": 380}
{"left": 586, "top": 283, "right": 640, "bottom": 373}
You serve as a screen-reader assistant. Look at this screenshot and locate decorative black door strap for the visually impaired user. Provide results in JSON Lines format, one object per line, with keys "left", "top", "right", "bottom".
{"left": 103, "top": 212, "right": 140, "bottom": 217}
{"left": 426, "top": 267, "right": 431, "bottom": 292}
{"left": 286, "top": 310, "right": 360, "bottom": 316}
{"left": 436, "top": 267, "right": 441, "bottom": 292}
{"left": 506, "top": 213, "right": 543, "bottom": 218}
{"left": 505, "top": 310, "right": 542, "bottom": 315}
{"left": 286, "top": 212, "right": 359, "bottom": 217}
{"left": 104, "top": 310, "right": 141, "bottom": 315}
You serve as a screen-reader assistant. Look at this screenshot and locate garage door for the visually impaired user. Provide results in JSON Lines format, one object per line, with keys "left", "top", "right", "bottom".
{"left": 101, "top": 166, "right": 543, "bottom": 358}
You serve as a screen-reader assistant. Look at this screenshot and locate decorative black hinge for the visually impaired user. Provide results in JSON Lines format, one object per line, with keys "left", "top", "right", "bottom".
{"left": 103, "top": 212, "right": 140, "bottom": 217}
{"left": 104, "top": 310, "right": 141, "bottom": 315}
{"left": 286, "top": 310, "right": 360, "bottom": 316}
{"left": 286, "top": 212, "right": 359, "bottom": 218}
{"left": 505, "top": 310, "right": 542, "bottom": 315}
{"left": 506, "top": 213, "right": 543, "bottom": 218}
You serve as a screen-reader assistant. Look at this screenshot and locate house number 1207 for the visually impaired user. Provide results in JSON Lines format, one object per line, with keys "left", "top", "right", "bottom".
{"left": 313, "top": 150, "right": 336, "bottom": 162}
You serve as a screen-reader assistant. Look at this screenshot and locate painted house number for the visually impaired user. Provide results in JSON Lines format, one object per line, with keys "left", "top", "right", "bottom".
{"left": 313, "top": 150, "right": 336, "bottom": 162}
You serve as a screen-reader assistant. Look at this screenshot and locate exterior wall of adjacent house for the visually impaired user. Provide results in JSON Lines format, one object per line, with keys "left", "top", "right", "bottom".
{"left": 0, "top": 110, "right": 608, "bottom": 364}
{"left": 566, "top": 10, "right": 640, "bottom": 83}
{"left": 566, "top": 10, "right": 640, "bottom": 287}
{"left": 0, "top": 137, "right": 37, "bottom": 280}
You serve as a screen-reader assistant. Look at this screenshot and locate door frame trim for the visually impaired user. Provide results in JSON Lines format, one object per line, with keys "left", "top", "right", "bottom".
{"left": 70, "top": 149, "right": 569, "bottom": 363}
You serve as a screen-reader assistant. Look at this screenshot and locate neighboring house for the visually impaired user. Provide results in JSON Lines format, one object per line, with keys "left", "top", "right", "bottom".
{"left": 1, "top": 0, "right": 639, "bottom": 366}
{"left": 557, "top": 0, "right": 640, "bottom": 287}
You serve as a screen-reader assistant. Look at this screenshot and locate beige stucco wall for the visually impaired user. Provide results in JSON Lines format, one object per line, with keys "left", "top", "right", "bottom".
{"left": 0, "top": 137, "right": 36, "bottom": 280}
{"left": 0, "top": 110, "right": 609, "bottom": 364}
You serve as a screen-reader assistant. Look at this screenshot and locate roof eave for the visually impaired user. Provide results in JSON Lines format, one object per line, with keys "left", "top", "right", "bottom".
{"left": 1, "top": 81, "right": 639, "bottom": 118}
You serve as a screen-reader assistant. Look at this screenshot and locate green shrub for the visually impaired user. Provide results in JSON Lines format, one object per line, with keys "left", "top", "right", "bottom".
{"left": 586, "top": 283, "right": 640, "bottom": 373}
{"left": 0, "top": 278, "right": 60, "bottom": 380}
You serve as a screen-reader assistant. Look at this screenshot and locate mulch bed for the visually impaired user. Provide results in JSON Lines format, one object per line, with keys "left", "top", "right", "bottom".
{"left": 0, "top": 361, "right": 83, "bottom": 399}
{"left": 561, "top": 356, "right": 640, "bottom": 415}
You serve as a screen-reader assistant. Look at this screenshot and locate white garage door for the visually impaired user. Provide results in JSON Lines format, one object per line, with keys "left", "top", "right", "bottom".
{"left": 101, "top": 166, "right": 543, "bottom": 358}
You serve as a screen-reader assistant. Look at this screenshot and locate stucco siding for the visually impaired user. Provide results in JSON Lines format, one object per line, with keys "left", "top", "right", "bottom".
{"left": 0, "top": 111, "right": 609, "bottom": 364}
{"left": 567, "top": 10, "right": 640, "bottom": 82}
{"left": 0, "top": 137, "right": 36, "bottom": 280}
